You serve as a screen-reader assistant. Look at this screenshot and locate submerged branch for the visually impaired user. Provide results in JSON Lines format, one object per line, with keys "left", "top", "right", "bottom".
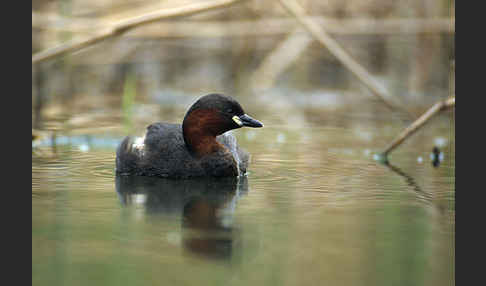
{"left": 383, "top": 162, "right": 433, "bottom": 205}
{"left": 381, "top": 96, "right": 455, "bottom": 157}
{"left": 277, "top": 0, "right": 414, "bottom": 119}
{"left": 32, "top": 0, "right": 246, "bottom": 64}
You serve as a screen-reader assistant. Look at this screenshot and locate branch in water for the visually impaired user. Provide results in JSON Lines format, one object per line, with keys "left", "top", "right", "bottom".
{"left": 380, "top": 96, "right": 455, "bottom": 158}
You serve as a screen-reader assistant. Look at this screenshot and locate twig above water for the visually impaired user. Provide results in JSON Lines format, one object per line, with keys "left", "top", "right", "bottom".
{"left": 32, "top": 13, "right": 455, "bottom": 36}
{"left": 32, "top": 0, "right": 247, "bottom": 64}
{"left": 381, "top": 96, "right": 455, "bottom": 158}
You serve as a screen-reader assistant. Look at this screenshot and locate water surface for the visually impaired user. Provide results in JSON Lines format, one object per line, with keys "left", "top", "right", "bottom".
{"left": 32, "top": 97, "right": 454, "bottom": 286}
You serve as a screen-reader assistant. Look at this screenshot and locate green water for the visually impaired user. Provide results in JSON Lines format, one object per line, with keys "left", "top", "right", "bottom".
{"left": 32, "top": 96, "right": 454, "bottom": 286}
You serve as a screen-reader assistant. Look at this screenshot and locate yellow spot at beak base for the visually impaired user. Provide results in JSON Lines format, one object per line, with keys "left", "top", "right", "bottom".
{"left": 232, "top": 115, "right": 243, "bottom": 126}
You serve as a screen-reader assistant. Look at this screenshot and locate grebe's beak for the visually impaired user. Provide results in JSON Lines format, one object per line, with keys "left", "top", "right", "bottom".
{"left": 233, "top": 114, "right": 264, "bottom": 128}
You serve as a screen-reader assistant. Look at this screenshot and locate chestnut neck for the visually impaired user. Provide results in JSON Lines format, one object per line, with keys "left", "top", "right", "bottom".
{"left": 182, "top": 109, "right": 228, "bottom": 157}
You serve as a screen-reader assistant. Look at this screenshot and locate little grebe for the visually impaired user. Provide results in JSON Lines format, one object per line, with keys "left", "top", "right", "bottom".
{"left": 116, "top": 94, "right": 263, "bottom": 178}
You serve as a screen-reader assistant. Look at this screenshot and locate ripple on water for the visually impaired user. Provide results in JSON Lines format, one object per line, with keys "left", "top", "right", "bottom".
{"left": 248, "top": 145, "right": 447, "bottom": 211}
{"left": 33, "top": 143, "right": 118, "bottom": 195}
{"left": 32, "top": 129, "right": 453, "bottom": 213}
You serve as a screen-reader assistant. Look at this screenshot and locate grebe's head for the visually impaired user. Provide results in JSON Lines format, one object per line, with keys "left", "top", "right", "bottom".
{"left": 183, "top": 93, "right": 262, "bottom": 133}
{"left": 182, "top": 93, "right": 263, "bottom": 154}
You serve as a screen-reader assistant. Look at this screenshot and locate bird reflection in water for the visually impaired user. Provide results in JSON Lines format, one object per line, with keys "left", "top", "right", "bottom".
{"left": 115, "top": 175, "right": 248, "bottom": 260}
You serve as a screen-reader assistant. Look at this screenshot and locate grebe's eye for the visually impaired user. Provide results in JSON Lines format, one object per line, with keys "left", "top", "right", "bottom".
{"left": 226, "top": 108, "right": 233, "bottom": 114}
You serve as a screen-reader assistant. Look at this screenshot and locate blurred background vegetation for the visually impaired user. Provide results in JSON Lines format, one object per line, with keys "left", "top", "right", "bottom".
{"left": 32, "top": 0, "right": 455, "bottom": 132}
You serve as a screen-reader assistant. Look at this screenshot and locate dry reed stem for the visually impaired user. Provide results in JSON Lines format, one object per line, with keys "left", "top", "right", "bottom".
{"left": 278, "top": 0, "right": 414, "bottom": 118}
{"left": 251, "top": 28, "right": 313, "bottom": 89}
{"left": 381, "top": 96, "right": 455, "bottom": 157}
{"left": 32, "top": 0, "right": 246, "bottom": 64}
{"left": 33, "top": 13, "right": 455, "bottom": 36}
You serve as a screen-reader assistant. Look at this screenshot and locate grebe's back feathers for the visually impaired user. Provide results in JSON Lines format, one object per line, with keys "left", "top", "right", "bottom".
{"left": 116, "top": 123, "right": 250, "bottom": 178}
